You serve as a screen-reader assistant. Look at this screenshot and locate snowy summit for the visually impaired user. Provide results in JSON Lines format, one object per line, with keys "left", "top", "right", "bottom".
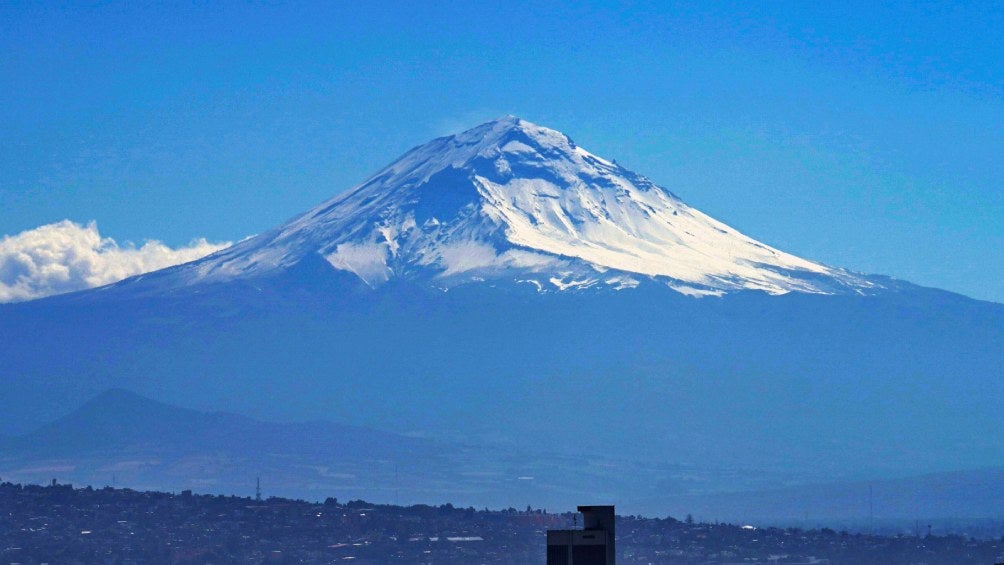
{"left": 160, "top": 116, "right": 877, "bottom": 297}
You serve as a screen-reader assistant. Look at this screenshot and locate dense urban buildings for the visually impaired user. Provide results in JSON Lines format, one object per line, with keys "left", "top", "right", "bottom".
{"left": 2, "top": 482, "right": 1004, "bottom": 564}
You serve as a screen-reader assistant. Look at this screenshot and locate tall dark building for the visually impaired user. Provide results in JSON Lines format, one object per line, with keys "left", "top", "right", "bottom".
{"left": 547, "top": 505, "right": 615, "bottom": 565}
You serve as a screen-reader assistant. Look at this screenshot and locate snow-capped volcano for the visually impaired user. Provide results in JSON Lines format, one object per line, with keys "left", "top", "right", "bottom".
{"left": 5, "top": 120, "right": 1003, "bottom": 510}
{"left": 169, "top": 116, "right": 876, "bottom": 296}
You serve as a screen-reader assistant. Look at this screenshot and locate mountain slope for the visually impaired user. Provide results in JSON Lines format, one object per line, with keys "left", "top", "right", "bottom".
{"left": 4, "top": 273, "right": 1001, "bottom": 471}
{"left": 116, "top": 117, "right": 878, "bottom": 297}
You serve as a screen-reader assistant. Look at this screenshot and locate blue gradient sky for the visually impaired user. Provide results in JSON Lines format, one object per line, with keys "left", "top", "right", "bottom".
{"left": 1, "top": 2, "right": 1001, "bottom": 301}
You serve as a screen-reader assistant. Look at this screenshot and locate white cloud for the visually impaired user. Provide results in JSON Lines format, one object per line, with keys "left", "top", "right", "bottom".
{"left": 0, "top": 220, "right": 231, "bottom": 303}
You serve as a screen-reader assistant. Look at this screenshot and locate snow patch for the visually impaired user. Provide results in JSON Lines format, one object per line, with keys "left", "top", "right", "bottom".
{"left": 501, "top": 140, "right": 537, "bottom": 155}
{"left": 437, "top": 242, "right": 561, "bottom": 276}
{"left": 323, "top": 242, "right": 391, "bottom": 287}
{"left": 438, "top": 241, "right": 499, "bottom": 276}
{"left": 549, "top": 276, "right": 597, "bottom": 291}
{"left": 605, "top": 275, "right": 640, "bottom": 290}
{"left": 668, "top": 284, "right": 725, "bottom": 298}
{"left": 519, "top": 279, "right": 544, "bottom": 292}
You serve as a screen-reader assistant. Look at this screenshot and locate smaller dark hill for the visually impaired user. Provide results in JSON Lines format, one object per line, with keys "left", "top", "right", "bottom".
{"left": 2, "top": 388, "right": 438, "bottom": 462}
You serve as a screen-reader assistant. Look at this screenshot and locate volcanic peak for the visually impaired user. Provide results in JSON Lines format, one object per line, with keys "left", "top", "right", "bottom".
{"left": 134, "top": 117, "right": 880, "bottom": 297}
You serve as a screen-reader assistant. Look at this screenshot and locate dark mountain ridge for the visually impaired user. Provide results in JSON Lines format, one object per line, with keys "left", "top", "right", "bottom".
{"left": 2, "top": 387, "right": 433, "bottom": 462}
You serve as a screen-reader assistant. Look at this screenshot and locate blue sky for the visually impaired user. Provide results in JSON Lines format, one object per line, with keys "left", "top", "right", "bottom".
{"left": 1, "top": 1, "right": 1001, "bottom": 301}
